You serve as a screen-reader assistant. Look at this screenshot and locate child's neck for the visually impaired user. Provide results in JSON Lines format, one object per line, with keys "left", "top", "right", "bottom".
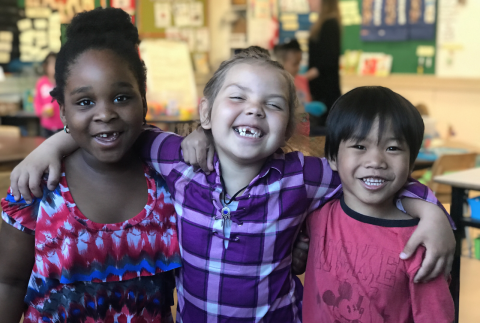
{"left": 71, "top": 148, "right": 142, "bottom": 176}
{"left": 219, "top": 156, "right": 265, "bottom": 197}
{"left": 343, "top": 192, "right": 414, "bottom": 220}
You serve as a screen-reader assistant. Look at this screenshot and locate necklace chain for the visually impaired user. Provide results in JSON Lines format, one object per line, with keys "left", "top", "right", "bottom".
{"left": 221, "top": 176, "right": 249, "bottom": 205}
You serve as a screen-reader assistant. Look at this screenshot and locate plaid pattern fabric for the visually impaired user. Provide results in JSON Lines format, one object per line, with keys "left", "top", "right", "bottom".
{"left": 140, "top": 129, "right": 453, "bottom": 323}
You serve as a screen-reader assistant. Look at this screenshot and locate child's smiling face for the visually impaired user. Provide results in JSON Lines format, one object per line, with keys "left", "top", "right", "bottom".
{"left": 60, "top": 49, "right": 145, "bottom": 164}
{"left": 200, "top": 62, "right": 290, "bottom": 166}
{"left": 328, "top": 118, "right": 412, "bottom": 216}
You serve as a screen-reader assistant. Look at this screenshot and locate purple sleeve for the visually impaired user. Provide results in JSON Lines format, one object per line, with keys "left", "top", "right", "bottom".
{"left": 398, "top": 179, "right": 455, "bottom": 229}
{"left": 303, "top": 155, "right": 343, "bottom": 213}
{"left": 137, "top": 127, "right": 185, "bottom": 178}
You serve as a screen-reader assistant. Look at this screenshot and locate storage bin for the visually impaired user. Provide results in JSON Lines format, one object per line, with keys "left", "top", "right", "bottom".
{"left": 468, "top": 196, "right": 480, "bottom": 221}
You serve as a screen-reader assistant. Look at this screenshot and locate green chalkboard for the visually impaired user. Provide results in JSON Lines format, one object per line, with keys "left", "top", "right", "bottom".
{"left": 341, "top": 0, "right": 436, "bottom": 74}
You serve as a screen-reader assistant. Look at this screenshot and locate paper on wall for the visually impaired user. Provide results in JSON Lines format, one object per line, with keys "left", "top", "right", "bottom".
{"left": 282, "top": 22, "right": 299, "bottom": 31}
{"left": 279, "top": 0, "right": 310, "bottom": 13}
{"left": 280, "top": 13, "right": 298, "bottom": 23}
{"left": 18, "top": 19, "right": 33, "bottom": 31}
{"left": 180, "top": 28, "right": 196, "bottom": 52}
{"left": 154, "top": 2, "right": 171, "bottom": 28}
{"left": 139, "top": 39, "right": 197, "bottom": 109}
{"left": 0, "top": 31, "right": 13, "bottom": 42}
{"left": 35, "top": 48, "right": 50, "bottom": 61}
{"left": 35, "top": 30, "right": 48, "bottom": 47}
{"left": 339, "top": 0, "right": 362, "bottom": 26}
{"left": 34, "top": 19, "right": 48, "bottom": 29}
{"left": 173, "top": 3, "right": 191, "bottom": 27}
{"left": 0, "top": 52, "right": 10, "bottom": 64}
{"left": 190, "top": 1, "right": 204, "bottom": 27}
{"left": 165, "top": 27, "right": 181, "bottom": 40}
{"left": 26, "top": 7, "right": 51, "bottom": 18}
{"left": 19, "top": 30, "right": 35, "bottom": 44}
{"left": 0, "top": 42, "right": 13, "bottom": 52}
{"left": 195, "top": 27, "right": 209, "bottom": 52}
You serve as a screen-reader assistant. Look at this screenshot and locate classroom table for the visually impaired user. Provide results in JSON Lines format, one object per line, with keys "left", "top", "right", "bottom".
{"left": 434, "top": 167, "right": 480, "bottom": 323}
{"left": 0, "top": 136, "right": 45, "bottom": 171}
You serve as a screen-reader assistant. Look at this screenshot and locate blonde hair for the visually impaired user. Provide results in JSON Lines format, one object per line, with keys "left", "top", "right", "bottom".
{"left": 310, "top": 0, "right": 341, "bottom": 41}
{"left": 203, "top": 46, "right": 299, "bottom": 139}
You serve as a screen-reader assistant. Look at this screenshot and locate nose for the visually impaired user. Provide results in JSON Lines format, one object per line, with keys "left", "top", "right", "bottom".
{"left": 244, "top": 101, "right": 265, "bottom": 118}
{"left": 364, "top": 148, "right": 387, "bottom": 169}
{"left": 93, "top": 101, "right": 118, "bottom": 123}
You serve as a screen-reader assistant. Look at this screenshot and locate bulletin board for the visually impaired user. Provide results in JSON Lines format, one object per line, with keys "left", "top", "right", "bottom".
{"left": 137, "top": 0, "right": 208, "bottom": 38}
{"left": 279, "top": 0, "right": 438, "bottom": 74}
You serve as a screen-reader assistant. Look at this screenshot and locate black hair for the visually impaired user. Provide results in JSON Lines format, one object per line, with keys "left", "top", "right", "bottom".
{"left": 325, "top": 86, "right": 424, "bottom": 166}
{"left": 273, "top": 39, "right": 302, "bottom": 62}
{"left": 50, "top": 7, "right": 147, "bottom": 107}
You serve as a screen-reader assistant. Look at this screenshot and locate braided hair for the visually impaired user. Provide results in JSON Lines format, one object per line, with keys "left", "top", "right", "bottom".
{"left": 50, "top": 7, "right": 147, "bottom": 107}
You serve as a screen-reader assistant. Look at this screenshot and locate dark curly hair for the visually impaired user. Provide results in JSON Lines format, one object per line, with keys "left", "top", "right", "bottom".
{"left": 50, "top": 7, "right": 147, "bottom": 107}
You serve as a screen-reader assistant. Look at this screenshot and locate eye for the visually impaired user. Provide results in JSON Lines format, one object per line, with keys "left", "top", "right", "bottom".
{"left": 114, "top": 95, "right": 129, "bottom": 103}
{"left": 230, "top": 96, "right": 244, "bottom": 101}
{"left": 77, "top": 99, "right": 93, "bottom": 106}
{"left": 351, "top": 145, "right": 366, "bottom": 150}
{"left": 387, "top": 146, "right": 401, "bottom": 151}
{"left": 267, "top": 102, "right": 282, "bottom": 110}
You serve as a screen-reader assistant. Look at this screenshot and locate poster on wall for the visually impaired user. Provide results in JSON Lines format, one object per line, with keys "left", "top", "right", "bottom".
{"left": 361, "top": 0, "right": 408, "bottom": 41}
{"left": 408, "top": 0, "right": 436, "bottom": 40}
{"left": 436, "top": 0, "right": 480, "bottom": 78}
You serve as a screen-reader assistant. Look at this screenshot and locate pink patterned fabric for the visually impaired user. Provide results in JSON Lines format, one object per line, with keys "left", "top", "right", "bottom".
{"left": 1, "top": 164, "right": 181, "bottom": 322}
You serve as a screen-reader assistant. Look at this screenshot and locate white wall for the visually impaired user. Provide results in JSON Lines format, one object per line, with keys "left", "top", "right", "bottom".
{"left": 341, "top": 75, "right": 480, "bottom": 148}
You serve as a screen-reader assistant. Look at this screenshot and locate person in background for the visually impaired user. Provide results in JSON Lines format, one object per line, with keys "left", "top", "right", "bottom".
{"left": 303, "top": 87, "right": 454, "bottom": 322}
{"left": 273, "top": 39, "right": 327, "bottom": 137}
{"left": 274, "top": 39, "right": 311, "bottom": 136}
{"left": 306, "top": 0, "right": 342, "bottom": 127}
{"left": 34, "top": 52, "right": 63, "bottom": 138}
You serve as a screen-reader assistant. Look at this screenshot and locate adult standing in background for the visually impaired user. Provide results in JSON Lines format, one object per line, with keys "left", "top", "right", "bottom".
{"left": 306, "top": 0, "right": 341, "bottom": 127}
{"left": 34, "top": 52, "right": 63, "bottom": 138}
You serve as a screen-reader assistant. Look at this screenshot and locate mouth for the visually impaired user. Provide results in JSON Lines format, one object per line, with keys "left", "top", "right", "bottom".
{"left": 93, "top": 131, "right": 121, "bottom": 142}
{"left": 361, "top": 176, "right": 388, "bottom": 190}
{"left": 233, "top": 126, "right": 264, "bottom": 138}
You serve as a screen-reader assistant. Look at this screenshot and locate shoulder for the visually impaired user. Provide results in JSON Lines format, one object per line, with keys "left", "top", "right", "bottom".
{"left": 322, "top": 18, "right": 340, "bottom": 30}
{"left": 307, "top": 199, "right": 340, "bottom": 231}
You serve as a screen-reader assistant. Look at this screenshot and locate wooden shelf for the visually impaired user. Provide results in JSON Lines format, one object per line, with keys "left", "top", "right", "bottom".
{"left": 341, "top": 74, "right": 480, "bottom": 92}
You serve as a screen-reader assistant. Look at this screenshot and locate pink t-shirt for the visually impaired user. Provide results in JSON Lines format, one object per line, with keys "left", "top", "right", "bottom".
{"left": 34, "top": 75, "right": 63, "bottom": 131}
{"left": 304, "top": 198, "right": 454, "bottom": 323}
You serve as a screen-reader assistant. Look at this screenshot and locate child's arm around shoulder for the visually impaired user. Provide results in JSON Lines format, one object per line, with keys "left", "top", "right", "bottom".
{"left": 406, "top": 246, "right": 455, "bottom": 323}
{"left": 0, "top": 192, "right": 38, "bottom": 321}
{"left": 10, "top": 130, "right": 76, "bottom": 203}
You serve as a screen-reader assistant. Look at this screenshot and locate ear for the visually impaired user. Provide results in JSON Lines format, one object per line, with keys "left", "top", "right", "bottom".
{"left": 142, "top": 97, "right": 148, "bottom": 122}
{"left": 199, "top": 97, "right": 212, "bottom": 130}
{"left": 59, "top": 103, "right": 67, "bottom": 126}
{"left": 327, "top": 157, "right": 338, "bottom": 172}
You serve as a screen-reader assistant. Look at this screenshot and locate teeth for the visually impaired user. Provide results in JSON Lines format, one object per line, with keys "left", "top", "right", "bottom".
{"left": 96, "top": 132, "right": 119, "bottom": 139}
{"left": 363, "top": 177, "right": 385, "bottom": 186}
{"left": 234, "top": 127, "right": 262, "bottom": 138}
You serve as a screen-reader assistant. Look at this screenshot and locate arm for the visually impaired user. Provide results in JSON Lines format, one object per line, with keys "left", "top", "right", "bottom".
{"left": 138, "top": 126, "right": 214, "bottom": 176}
{"left": 407, "top": 249, "right": 455, "bottom": 323}
{"left": 401, "top": 198, "right": 455, "bottom": 283}
{"left": 0, "top": 192, "right": 38, "bottom": 321}
{"left": 10, "top": 131, "right": 77, "bottom": 202}
{"left": 0, "top": 224, "right": 35, "bottom": 322}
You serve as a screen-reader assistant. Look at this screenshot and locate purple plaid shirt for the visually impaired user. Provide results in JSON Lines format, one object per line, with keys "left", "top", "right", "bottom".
{"left": 140, "top": 129, "right": 453, "bottom": 323}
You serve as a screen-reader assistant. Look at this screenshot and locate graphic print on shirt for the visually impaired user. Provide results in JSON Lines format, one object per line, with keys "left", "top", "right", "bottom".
{"left": 314, "top": 234, "right": 401, "bottom": 323}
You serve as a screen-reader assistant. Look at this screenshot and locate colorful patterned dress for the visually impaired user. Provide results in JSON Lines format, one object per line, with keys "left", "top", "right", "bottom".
{"left": 1, "top": 164, "right": 181, "bottom": 323}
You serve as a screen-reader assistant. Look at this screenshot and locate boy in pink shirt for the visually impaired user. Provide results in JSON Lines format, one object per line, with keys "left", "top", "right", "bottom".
{"left": 303, "top": 86, "right": 454, "bottom": 323}
{"left": 34, "top": 53, "right": 63, "bottom": 137}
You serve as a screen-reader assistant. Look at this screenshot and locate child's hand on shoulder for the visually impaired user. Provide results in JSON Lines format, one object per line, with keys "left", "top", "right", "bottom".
{"left": 10, "top": 131, "right": 77, "bottom": 203}
{"left": 181, "top": 126, "right": 215, "bottom": 174}
{"left": 401, "top": 198, "right": 455, "bottom": 283}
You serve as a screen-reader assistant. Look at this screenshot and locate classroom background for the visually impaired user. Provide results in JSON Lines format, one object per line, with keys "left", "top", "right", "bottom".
{"left": 1, "top": 0, "right": 479, "bottom": 322}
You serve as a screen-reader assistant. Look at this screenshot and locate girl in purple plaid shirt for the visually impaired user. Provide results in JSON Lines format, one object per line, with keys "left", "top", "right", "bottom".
{"left": 11, "top": 46, "right": 455, "bottom": 322}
